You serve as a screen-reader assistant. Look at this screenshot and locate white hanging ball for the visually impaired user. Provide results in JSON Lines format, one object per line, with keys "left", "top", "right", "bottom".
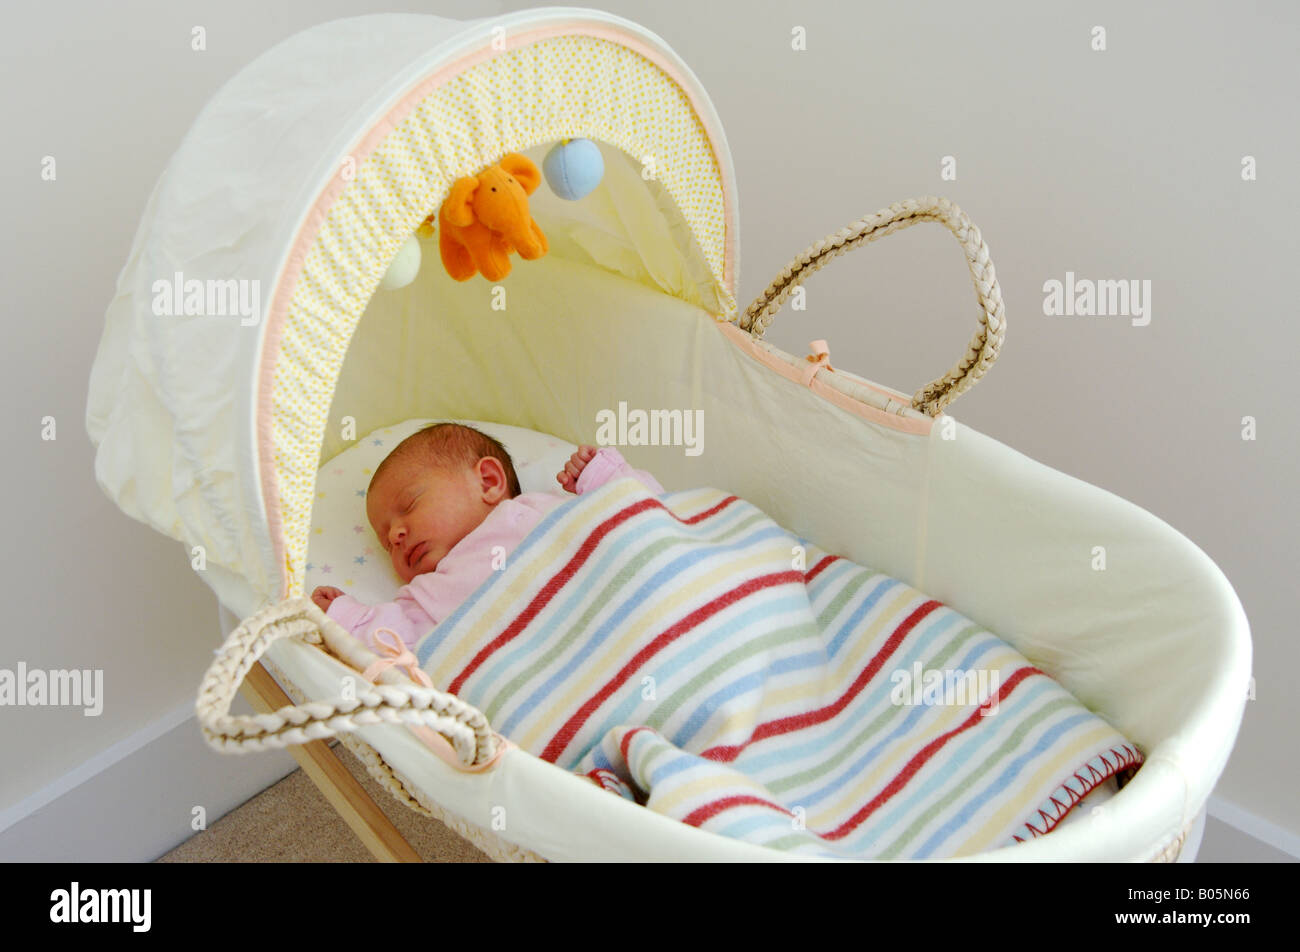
{"left": 544, "top": 137, "right": 604, "bottom": 200}
{"left": 378, "top": 234, "right": 422, "bottom": 291}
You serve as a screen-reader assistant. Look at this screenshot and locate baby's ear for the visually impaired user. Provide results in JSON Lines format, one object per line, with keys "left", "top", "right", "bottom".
{"left": 476, "top": 455, "right": 510, "bottom": 496}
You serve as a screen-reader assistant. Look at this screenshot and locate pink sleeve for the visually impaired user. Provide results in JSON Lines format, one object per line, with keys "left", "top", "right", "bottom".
{"left": 325, "top": 592, "right": 437, "bottom": 652}
{"left": 574, "top": 448, "right": 664, "bottom": 495}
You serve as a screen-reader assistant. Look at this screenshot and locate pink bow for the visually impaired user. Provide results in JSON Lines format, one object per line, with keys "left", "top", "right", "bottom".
{"left": 802, "top": 339, "right": 834, "bottom": 386}
{"left": 362, "top": 627, "right": 433, "bottom": 687}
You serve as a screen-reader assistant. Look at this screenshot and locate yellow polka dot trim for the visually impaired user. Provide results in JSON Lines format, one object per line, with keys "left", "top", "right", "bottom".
{"left": 273, "top": 33, "right": 733, "bottom": 595}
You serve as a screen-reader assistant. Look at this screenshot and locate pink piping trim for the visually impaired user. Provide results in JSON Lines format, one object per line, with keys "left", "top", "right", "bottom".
{"left": 837, "top": 372, "right": 917, "bottom": 406}
{"left": 409, "top": 727, "right": 513, "bottom": 773}
{"left": 714, "top": 322, "right": 934, "bottom": 436}
{"left": 257, "top": 22, "right": 739, "bottom": 599}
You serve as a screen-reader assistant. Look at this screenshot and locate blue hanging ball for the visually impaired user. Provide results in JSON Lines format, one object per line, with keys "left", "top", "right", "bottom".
{"left": 543, "top": 137, "right": 604, "bottom": 200}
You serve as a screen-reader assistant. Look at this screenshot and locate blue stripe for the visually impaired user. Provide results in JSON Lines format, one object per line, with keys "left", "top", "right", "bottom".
{"left": 824, "top": 575, "right": 907, "bottom": 658}
{"left": 645, "top": 575, "right": 923, "bottom": 780}
{"left": 712, "top": 675, "right": 1053, "bottom": 857}
{"left": 795, "top": 630, "right": 1003, "bottom": 821}
{"left": 578, "top": 594, "right": 817, "bottom": 776}
{"left": 731, "top": 607, "right": 967, "bottom": 781}
{"left": 492, "top": 522, "right": 794, "bottom": 739}
{"left": 416, "top": 485, "right": 716, "bottom": 667}
{"left": 471, "top": 491, "right": 757, "bottom": 704}
{"left": 911, "top": 709, "right": 1099, "bottom": 858}
{"left": 837, "top": 677, "right": 1054, "bottom": 855}
{"left": 413, "top": 489, "right": 585, "bottom": 667}
{"left": 829, "top": 637, "right": 1037, "bottom": 841}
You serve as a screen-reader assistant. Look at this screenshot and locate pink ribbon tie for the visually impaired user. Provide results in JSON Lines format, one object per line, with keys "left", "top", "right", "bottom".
{"left": 362, "top": 627, "right": 433, "bottom": 687}
{"left": 802, "top": 339, "right": 834, "bottom": 386}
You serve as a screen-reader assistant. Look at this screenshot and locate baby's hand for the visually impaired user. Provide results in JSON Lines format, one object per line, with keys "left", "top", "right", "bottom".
{"left": 311, "top": 586, "right": 346, "bottom": 612}
{"left": 557, "top": 445, "right": 598, "bottom": 494}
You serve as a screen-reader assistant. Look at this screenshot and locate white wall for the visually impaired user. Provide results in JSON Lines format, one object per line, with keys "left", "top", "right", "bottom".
{"left": 1, "top": 0, "right": 1294, "bottom": 857}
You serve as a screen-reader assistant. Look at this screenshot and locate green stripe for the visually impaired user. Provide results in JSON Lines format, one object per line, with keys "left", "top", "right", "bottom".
{"left": 764, "top": 622, "right": 987, "bottom": 796}
{"left": 874, "top": 693, "right": 1079, "bottom": 859}
{"left": 755, "top": 692, "right": 1075, "bottom": 856}
{"left": 642, "top": 621, "right": 818, "bottom": 729}
{"left": 811, "top": 562, "right": 880, "bottom": 630}
{"left": 478, "top": 507, "right": 768, "bottom": 722}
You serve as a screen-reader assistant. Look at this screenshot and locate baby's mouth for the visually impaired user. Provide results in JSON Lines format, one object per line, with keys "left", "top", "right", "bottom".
{"left": 407, "top": 540, "right": 429, "bottom": 569}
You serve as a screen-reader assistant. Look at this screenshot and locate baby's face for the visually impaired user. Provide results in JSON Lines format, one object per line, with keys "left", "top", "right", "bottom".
{"left": 366, "top": 455, "right": 503, "bottom": 584}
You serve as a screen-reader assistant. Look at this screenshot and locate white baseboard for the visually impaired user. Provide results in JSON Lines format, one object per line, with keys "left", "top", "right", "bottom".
{"left": 0, "top": 703, "right": 298, "bottom": 862}
{"left": 0, "top": 699, "right": 193, "bottom": 837}
{"left": 1206, "top": 796, "right": 1300, "bottom": 860}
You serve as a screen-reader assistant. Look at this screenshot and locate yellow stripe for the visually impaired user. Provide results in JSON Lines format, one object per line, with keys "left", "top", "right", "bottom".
{"left": 805, "top": 646, "right": 1028, "bottom": 828}
{"left": 425, "top": 478, "right": 646, "bottom": 685}
{"left": 704, "top": 584, "right": 926, "bottom": 757}
{"left": 953, "top": 721, "right": 1122, "bottom": 855}
{"left": 727, "top": 584, "right": 933, "bottom": 725}
{"left": 650, "top": 761, "right": 776, "bottom": 817}
{"left": 514, "top": 544, "right": 790, "bottom": 750}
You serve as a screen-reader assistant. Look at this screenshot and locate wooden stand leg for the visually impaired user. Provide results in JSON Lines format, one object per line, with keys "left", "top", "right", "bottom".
{"left": 240, "top": 661, "right": 422, "bottom": 863}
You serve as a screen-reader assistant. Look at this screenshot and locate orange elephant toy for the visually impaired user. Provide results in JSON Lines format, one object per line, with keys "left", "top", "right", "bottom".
{"left": 437, "top": 153, "right": 549, "bottom": 282}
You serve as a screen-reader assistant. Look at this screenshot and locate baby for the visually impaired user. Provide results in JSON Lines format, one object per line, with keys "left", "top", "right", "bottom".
{"left": 311, "top": 422, "right": 664, "bottom": 651}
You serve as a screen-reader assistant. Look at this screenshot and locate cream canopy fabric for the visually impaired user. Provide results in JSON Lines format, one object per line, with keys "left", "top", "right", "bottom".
{"left": 85, "top": 8, "right": 739, "bottom": 609}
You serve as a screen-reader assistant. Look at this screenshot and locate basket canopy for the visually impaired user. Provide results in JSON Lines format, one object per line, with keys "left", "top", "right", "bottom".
{"left": 86, "top": 7, "right": 739, "bottom": 607}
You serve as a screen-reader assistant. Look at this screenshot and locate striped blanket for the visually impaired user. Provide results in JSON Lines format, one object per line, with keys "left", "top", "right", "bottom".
{"left": 412, "top": 477, "right": 1141, "bottom": 858}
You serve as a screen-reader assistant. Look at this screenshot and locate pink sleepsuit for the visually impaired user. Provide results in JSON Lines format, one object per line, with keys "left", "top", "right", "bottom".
{"left": 326, "top": 448, "right": 663, "bottom": 651}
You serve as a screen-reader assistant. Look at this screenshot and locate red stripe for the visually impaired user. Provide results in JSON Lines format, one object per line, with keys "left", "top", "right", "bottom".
{"left": 540, "top": 571, "right": 805, "bottom": 763}
{"left": 619, "top": 725, "right": 656, "bottom": 762}
{"left": 817, "top": 664, "right": 1042, "bottom": 840}
{"left": 1017, "top": 743, "right": 1143, "bottom": 838}
{"left": 700, "top": 599, "right": 944, "bottom": 761}
{"left": 805, "top": 554, "right": 840, "bottom": 583}
{"left": 448, "top": 494, "right": 742, "bottom": 695}
{"left": 683, "top": 794, "right": 794, "bottom": 827}
{"left": 683, "top": 494, "right": 742, "bottom": 524}
{"left": 679, "top": 663, "right": 1043, "bottom": 843}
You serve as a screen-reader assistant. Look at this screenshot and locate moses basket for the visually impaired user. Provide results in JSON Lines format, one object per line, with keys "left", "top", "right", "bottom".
{"left": 85, "top": 7, "right": 1250, "bottom": 862}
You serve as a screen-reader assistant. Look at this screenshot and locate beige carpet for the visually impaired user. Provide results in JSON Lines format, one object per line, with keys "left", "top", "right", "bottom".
{"left": 157, "top": 741, "right": 491, "bottom": 863}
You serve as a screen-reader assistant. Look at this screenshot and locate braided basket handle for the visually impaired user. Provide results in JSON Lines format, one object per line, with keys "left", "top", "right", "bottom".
{"left": 196, "top": 597, "right": 498, "bottom": 767}
{"left": 741, "top": 196, "right": 1006, "bottom": 416}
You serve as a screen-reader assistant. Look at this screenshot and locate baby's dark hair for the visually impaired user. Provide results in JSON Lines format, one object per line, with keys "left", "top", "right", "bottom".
{"left": 370, "top": 423, "right": 522, "bottom": 498}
